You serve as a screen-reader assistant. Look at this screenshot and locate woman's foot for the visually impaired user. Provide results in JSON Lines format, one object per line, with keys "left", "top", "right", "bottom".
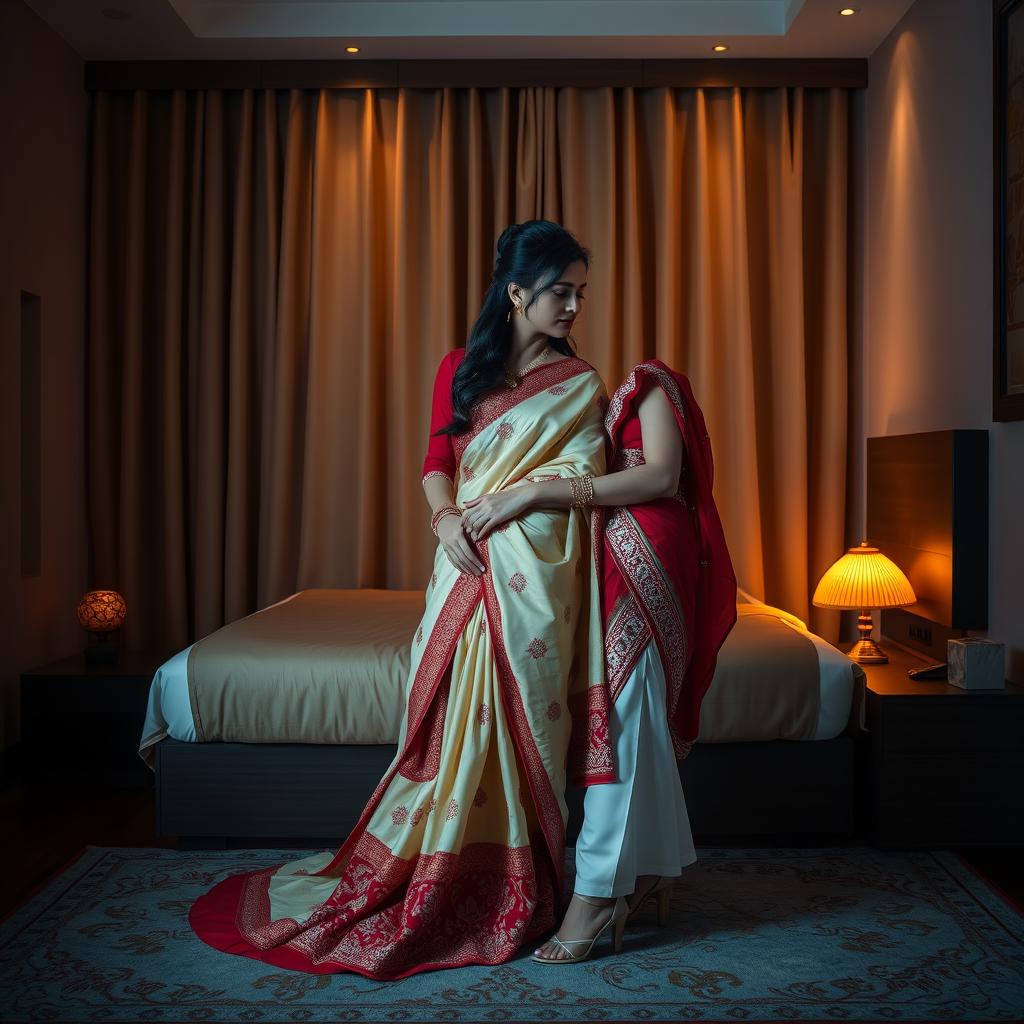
{"left": 532, "top": 892, "right": 618, "bottom": 962}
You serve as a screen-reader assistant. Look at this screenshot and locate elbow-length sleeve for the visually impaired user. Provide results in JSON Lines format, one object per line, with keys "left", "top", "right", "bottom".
{"left": 421, "top": 350, "right": 459, "bottom": 485}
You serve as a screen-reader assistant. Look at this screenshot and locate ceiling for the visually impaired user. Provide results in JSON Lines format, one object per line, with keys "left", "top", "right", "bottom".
{"left": 23, "top": 0, "right": 918, "bottom": 61}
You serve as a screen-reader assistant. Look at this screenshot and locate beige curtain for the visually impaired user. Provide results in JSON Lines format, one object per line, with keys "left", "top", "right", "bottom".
{"left": 87, "top": 84, "right": 849, "bottom": 654}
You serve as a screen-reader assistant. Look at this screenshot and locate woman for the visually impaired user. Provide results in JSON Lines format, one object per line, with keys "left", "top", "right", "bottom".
{"left": 188, "top": 220, "right": 623, "bottom": 979}
{"left": 462, "top": 358, "right": 738, "bottom": 963}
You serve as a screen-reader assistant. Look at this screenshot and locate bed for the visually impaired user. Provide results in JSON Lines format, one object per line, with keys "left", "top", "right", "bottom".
{"left": 140, "top": 586, "right": 866, "bottom": 848}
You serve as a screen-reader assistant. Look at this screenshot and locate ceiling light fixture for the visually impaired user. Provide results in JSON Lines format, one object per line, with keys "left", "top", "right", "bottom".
{"left": 839, "top": 7, "right": 857, "bottom": 14}
{"left": 345, "top": 46, "right": 360, "bottom": 53}
{"left": 712, "top": 44, "right": 729, "bottom": 53}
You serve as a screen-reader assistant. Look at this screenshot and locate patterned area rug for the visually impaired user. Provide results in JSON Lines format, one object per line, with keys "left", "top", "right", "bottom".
{"left": 1, "top": 845, "right": 1022, "bottom": 1023}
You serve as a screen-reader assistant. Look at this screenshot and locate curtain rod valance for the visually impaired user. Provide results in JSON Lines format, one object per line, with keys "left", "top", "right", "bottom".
{"left": 84, "top": 58, "right": 866, "bottom": 92}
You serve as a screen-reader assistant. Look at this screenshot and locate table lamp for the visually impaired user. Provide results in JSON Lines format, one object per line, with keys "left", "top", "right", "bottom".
{"left": 812, "top": 541, "right": 916, "bottom": 664}
{"left": 76, "top": 589, "right": 127, "bottom": 666}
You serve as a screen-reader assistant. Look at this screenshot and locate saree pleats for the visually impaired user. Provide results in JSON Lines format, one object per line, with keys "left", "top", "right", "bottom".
{"left": 189, "top": 358, "right": 613, "bottom": 978}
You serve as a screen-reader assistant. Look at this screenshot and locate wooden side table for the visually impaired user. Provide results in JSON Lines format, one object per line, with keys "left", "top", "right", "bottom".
{"left": 20, "top": 650, "right": 171, "bottom": 788}
{"left": 850, "top": 641, "right": 1024, "bottom": 848}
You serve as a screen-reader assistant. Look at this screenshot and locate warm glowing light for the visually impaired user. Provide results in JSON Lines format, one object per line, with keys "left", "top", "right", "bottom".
{"left": 345, "top": 46, "right": 360, "bottom": 53}
{"left": 712, "top": 44, "right": 729, "bottom": 53}
{"left": 812, "top": 542, "right": 916, "bottom": 610}
{"left": 839, "top": 7, "right": 857, "bottom": 14}
{"left": 76, "top": 590, "right": 128, "bottom": 632}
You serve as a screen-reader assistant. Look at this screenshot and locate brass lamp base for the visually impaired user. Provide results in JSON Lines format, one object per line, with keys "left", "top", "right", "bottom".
{"left": 847, "top": 637, "right": 889, "bottom": 664}
{"left": 848, "top": 609, "right": 889, "bottom": 663}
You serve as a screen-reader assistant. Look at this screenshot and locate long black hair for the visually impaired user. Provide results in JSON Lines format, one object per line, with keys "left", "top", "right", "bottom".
{"left": 439, "top": 220, "right": 591, "bottom": 436}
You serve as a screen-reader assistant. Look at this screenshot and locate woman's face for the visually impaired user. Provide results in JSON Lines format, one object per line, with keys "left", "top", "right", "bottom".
{"left": 512, "top": 259, "right": 588, "bottom": 336}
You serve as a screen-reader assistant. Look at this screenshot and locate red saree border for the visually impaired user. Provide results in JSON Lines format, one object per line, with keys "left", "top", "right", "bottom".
{"left": 212, "top": 833, "right": 555, "bottom": 980}
{"left": 404, "top": 579, "right": 481, "bottom": 733}
{"left": 567, "top": 504, "right": 616, "bottom": 788}
{"left": 605, "top": 507, "right": 691, "bottom": 757}
{"left": 604, "top": 590, "right": 652, "bottom": 704}
{"left": 313, "top": 571, "right": 483, "bottom": 877}
{"left": 452, "top": 357, "right": 595, "bottom": 463}
{"left": 567, "top": 684, "right": 616, "bottom": 786}
{"left": 478, "top": 537, "right": 568, "bottom": 890}
{"left": 399, "top": 665, "right": 450, "bottom": 782}
{"left": 605, "top": 360, "right": 690, "bottom": 447}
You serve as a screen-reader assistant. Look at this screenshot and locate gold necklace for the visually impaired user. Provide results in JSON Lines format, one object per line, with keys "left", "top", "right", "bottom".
{"left": 504, "top": 346, "right": 551, "bottom": 389}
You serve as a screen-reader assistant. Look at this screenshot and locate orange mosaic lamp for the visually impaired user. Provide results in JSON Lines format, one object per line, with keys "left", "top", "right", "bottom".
{"left": 812, "top": 541, "right": 916, "bottom": 664}
{"left": 76, "top": 589, "right": 127, "bottom": 665}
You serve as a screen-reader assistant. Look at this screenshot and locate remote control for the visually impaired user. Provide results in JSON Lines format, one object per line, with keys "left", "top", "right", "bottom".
{"left": 908, "top": 662, "right": 948, "bottom": 681}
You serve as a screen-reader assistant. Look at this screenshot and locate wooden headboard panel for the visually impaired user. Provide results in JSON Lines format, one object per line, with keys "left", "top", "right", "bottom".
{"left": 866, "top": 429, "right": 988, "bottom": 659}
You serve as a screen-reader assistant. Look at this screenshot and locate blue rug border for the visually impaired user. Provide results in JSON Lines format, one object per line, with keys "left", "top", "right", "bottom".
{"left": 0, "top": 842, "right": 99, "bottom": 942}
{"left": 937, "top": 849, "right": 1024, "bottom": 927}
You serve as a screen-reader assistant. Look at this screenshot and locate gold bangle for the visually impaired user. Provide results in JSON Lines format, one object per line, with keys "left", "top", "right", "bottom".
{"left": 431, "top": 504, "right": 461, "bottom": 535}
{"left": 569, "top": 474, "right": 594, "bottom": 508}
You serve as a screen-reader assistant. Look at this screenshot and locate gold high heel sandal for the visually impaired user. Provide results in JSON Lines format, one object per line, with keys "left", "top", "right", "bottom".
{"left": 530, "top": 894, "right": 629, "bottom": 964}
{"left": 626, "top": 875, "right": 674, "bottom": 928}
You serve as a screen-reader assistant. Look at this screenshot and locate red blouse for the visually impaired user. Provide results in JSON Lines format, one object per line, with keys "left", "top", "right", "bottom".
{"left": 615, "top": 380, "right": 647, "bottom": 451}
{"left": 421, "top": 349, "right": 466, "bottom": 483}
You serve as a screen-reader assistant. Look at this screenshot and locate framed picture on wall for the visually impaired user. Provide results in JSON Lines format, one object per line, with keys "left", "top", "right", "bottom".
{"left": 995, "top": 0, "right": 1024, "bottom": 420}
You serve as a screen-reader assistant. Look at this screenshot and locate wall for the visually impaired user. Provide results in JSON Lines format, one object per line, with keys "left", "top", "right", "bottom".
{"left": 0, "top": 0, "right": 89, "bottom": 755}
{"left": 862, "top": 0, "right": 1024, "bottom": 681}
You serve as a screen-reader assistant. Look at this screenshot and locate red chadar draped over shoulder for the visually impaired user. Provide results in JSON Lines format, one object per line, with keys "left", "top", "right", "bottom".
{"left": 600, "top": 360, "right": 737, "bottom": 758}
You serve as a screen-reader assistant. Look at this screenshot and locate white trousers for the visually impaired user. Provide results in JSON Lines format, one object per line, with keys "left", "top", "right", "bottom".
{"left": 572, "top": 639, "right": 698, "bottom": 897}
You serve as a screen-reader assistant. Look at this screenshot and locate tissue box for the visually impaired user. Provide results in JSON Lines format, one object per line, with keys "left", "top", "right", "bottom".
{"left": 947, "top": 638, "right": 1005, "bottom": 690}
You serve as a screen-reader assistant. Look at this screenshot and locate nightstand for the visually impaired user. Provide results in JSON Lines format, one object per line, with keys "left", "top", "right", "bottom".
{"left": 20, "top": 650, "right": 170, "bottom": 788}
{"left": 851, "top": 641, "right": 1024, "bottom": 848}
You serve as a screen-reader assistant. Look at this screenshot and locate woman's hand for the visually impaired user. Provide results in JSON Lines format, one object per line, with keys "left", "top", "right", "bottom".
{"left": 462, "top": 484, "right": 536, "bottom": 541}
{"left": 437, "top": 513, "right": 486, "bottom": 577}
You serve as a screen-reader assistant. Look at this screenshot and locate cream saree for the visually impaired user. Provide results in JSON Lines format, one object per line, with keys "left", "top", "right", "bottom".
{"left": 188, "top": 356, "right": 614, "bottom": 979}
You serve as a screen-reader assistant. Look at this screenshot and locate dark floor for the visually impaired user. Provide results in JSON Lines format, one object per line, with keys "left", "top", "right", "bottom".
{"left": 2, "top": 772, "right": 1022, "bottom": 923}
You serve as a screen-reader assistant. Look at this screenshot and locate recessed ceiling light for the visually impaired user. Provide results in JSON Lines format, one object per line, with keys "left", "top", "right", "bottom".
{"left": 839, "top": 6, "right": 857, "bottom": 14}
{"left": 101, "top": 6, "right": 130, "bottom": 20}
{"left": 345, "top": 46, "right": 360, "bottom": 53}
{"left": 712, "top": 44, "right": 729, "bottom": 53}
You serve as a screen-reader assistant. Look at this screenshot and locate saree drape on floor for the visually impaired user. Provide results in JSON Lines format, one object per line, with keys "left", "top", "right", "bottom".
{"left": 602, "top": 360, "right": 738, "bottom": 759}
{"left": 189, "top": 356, "right": 614, "bottom": 979}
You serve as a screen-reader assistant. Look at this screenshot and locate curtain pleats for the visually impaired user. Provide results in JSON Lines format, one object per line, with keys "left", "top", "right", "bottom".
{"left": 87, "top": 84, "right": 849, "bottom": 652}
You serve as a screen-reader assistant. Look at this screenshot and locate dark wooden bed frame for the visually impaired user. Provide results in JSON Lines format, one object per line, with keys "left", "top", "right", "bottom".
{"left": 154, "top": 728, "right": 861, "bottom": 849}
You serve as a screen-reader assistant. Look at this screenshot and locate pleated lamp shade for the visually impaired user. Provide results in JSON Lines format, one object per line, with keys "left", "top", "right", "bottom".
{"left": 812, "top": 541, "right": 915, "bottom": 665}
{"left": 811, "top": 540, "right": 917, "bottom": 610}
{"left": 812, "top": 541, "right": 916, "bottom": 609}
